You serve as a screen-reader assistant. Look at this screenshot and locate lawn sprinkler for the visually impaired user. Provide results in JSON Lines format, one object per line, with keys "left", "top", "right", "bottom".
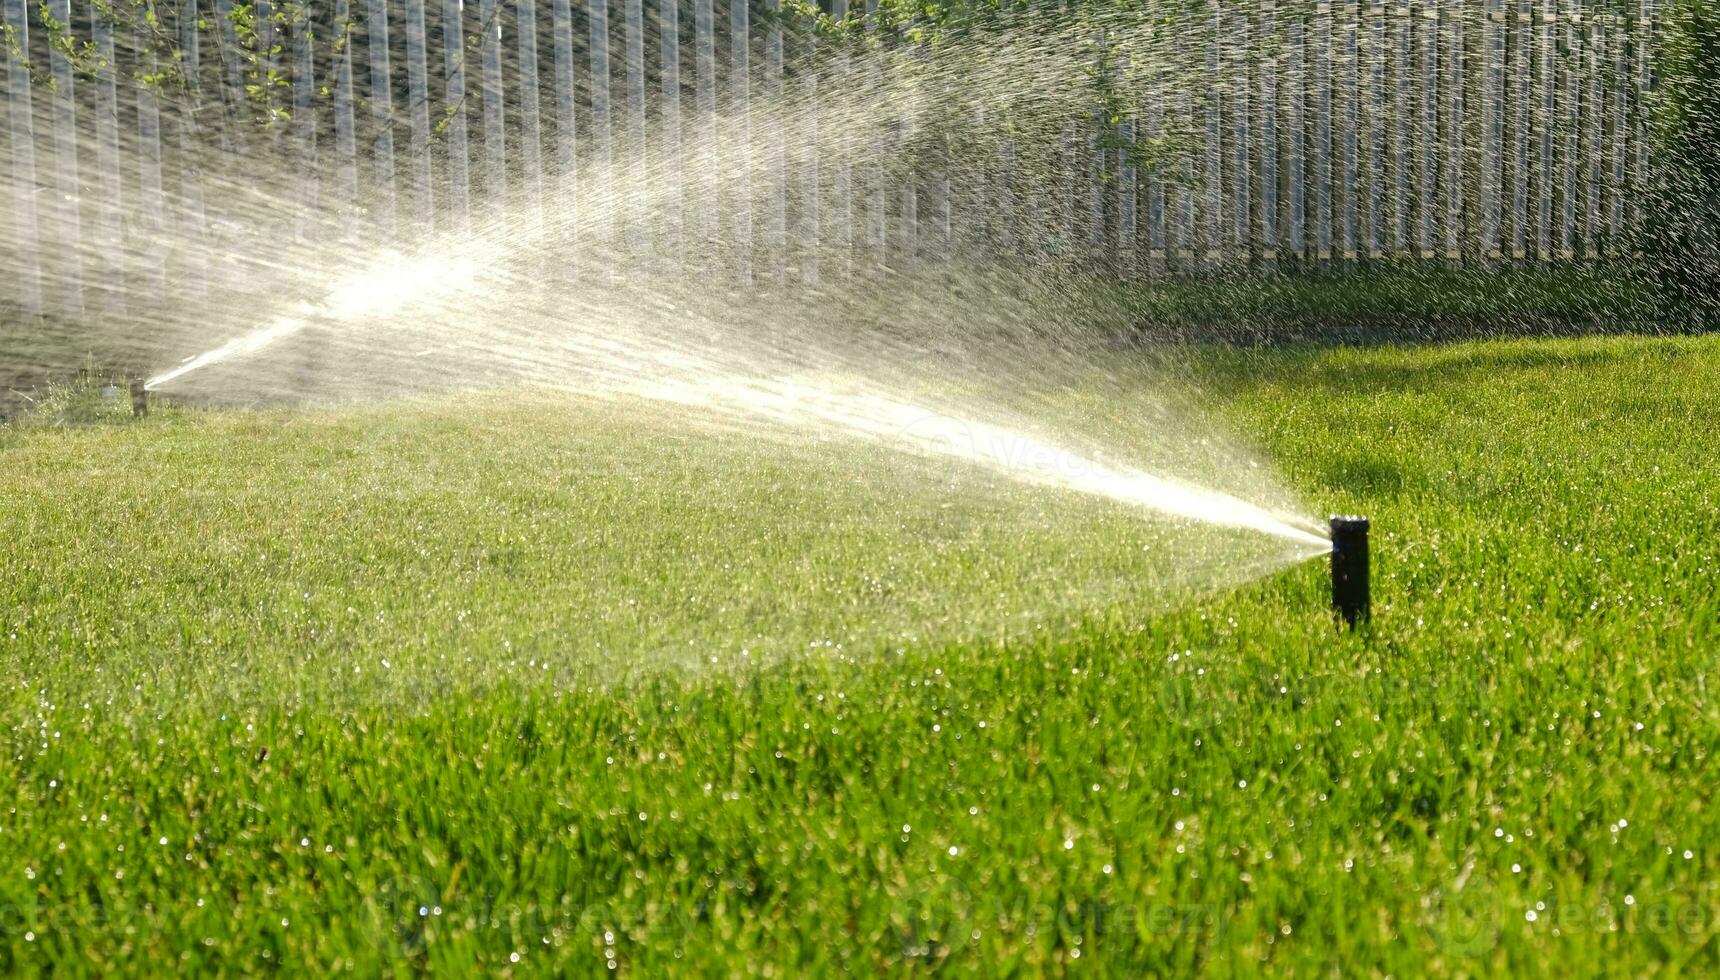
{"left": 130, "top": 378, "right": 148, "bottom": 418}
{"left": 1329, "top": 515, "right": 1370, "bottom": 628}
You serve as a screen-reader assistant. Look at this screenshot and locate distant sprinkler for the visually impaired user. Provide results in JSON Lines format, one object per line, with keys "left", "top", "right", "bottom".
{"left": 1329, "top": 515, "right": 1370, "bottom": 628}
{"left": 130, "top": 378, "right": 149, "bottom": 418}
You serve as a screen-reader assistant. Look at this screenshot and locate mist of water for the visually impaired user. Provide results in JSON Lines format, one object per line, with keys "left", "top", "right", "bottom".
{"left": 5, "top": 7, "right": 1334, "bottom": 605}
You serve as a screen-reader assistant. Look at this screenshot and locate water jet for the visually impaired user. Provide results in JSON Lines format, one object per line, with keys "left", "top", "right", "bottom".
{"left": 1329, "top": 515, "right": 1369, "bottom": 628}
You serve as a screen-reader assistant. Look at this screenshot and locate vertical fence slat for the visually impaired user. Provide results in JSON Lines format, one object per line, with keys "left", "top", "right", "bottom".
{"left": 1367, "top": 0, "right": 1385, "bottom": 257}
{"left": 443, "top": 0, "right": 471, "bottom": 230}
{"left": 1118, "top": 47, "right": 1137, "bottom": 275}
{"left": 1288, "top": 5, "right": 1306, "bottom": 259}
{"left": 624, "top": 0, "right": 644, "bottom": 244}
{"left": 731, "top": 0, "right": 752, "bottom": 280}
{"left": 1145, "top": 2, "right": 1164, "bottom": 270}
{"left": 293, "top": 3, "right": 318, "bottom": 224}
{"left": 179, "top": 1, "right": 208, "bottom": 299}
{"left": 1584, "top": 1, "right": 1601, "bottom": 256}
{"left": 657, "top": 0, "right": 679, "bottom": 257}
{"left": 3, "top": 0, "right": 41, "bottom": 315}
{"left": 94, "top": 1, "right": 123, "bottom": 311}
{"left": 864, "top": 0, "right": 884, "bottom": 272}
{"left": 799, "top": 4, "right": 819, "bottom": 284}
{"left": 1483, "top": 0, "right": 1503, "bottom": 257}
{"left": 1089, "top": 99, "right": 1104, "bottom": 256}
{"left": 1315, "top": 0, "right": 1332, "bottom": 263}
{"left": 1342, "top": 0, "right": 1359, "bottom": 260}
{"left": 406, "top": 0, "right": 435, "bottom": 223}
{"left": 1535, "top": 0, "right": 1553, "bottom": 257}
{"left": 50, "top": 0, "right": 84, "bottom": 314}
{"left": 517, "top": 0, "right": 543, "bottom": 228}
{"left": 1391, "top": 0, "right": 1409, "bottom": 252}
{"left": 1089, "top": 30, "right": 1106, "bottom": 260}
{"left": 1559, "top": 0, "right": 1577, "bottom": 256}
{"left": 1608, "top": 1, "right": 1627, "bottom": 247}
{"left": 1260, "top": 0, "right": 1278, "bottom": 263}
{"left": 828, "top": 0, "right": 850, "bottom": 276}
{"left": 1634, "top": 0, "right": 1657, "bottom": 241}
{"left": 1445, "top": 0, "right": 1464, "bottom": 260}
{"left": 368, "top": 0, "right": 397, "bottom": 236}
{"left": 1203, "top": 7, "right": 1221, "bottom": 261}
{"left": 765, "top": 0, "right": 785, "bottom": 282}
{"left": 335, "top": 0, "right": 359, "bottom": 209}
{"left": 481, "top": 0, "right": 506, "bottom": 205}
{"left": 1418, "top": 0, "right": 1435, "bottom": 257}
{"left": 1512, "top": 0, "right": 1531, "bottom": 258}
{"left": 551, "top": 0, "right": 576, "bottom": 184}
{"left": 139, "top": 9, "right": 167, "bottom": 300}
{"left": 1233, "top": 8, "right": 1251, "bottom": 260}
{"left": 588, "top": 0, "right": 611, "bottom": 239}
{"left": 258, "top": 0, "right": 276, "bottom": 126}
{"left": 695, "top": 0, "right": 715, "bottom": 254}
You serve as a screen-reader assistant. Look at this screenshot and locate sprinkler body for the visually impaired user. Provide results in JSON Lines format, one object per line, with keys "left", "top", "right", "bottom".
{"left": 130, "top": 378, "right": 148, "bottom": 418}
{"left": 1329, "top": 515, "right": 1370, "bottom": 628}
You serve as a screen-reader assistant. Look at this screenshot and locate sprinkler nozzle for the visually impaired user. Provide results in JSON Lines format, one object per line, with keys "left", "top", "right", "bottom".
{"left": 130, "top": 378, "right": 148, "bottom": 418}
{"left": 1329, "top": 515, "right": 1370, "bottom": 628}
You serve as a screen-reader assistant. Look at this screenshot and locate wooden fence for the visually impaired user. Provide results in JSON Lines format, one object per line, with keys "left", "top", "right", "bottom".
{"left": 1, "top": 1, "right": 1665, "bottom": 320}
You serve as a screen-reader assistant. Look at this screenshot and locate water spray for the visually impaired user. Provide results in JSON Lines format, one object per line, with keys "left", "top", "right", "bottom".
{"left": 1329, "top": 515, "right": 1370, "bottom": 628}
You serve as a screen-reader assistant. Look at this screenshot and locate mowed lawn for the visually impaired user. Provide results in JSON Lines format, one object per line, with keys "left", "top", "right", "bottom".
{"left": 1, "top": 334, "right": 1717, "bottom": 974}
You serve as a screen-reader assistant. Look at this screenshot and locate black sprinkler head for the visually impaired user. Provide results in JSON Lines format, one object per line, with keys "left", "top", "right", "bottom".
{"left": 1329, "top": 515, "right": 1370, "bottom": 628}
{"left": 130, "top": 378, "right": 149, "bottom": 418}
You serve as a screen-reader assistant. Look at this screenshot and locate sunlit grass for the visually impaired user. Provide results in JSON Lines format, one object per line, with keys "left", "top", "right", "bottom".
{"left": 1, "top": 333, "right": 1717, "bottom": 974}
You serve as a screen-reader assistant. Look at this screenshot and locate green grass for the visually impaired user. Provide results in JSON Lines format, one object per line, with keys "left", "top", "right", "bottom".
{"left": 2, "top": 334, "right": 1718, "bottom": 974}
{"left": 1106, "top": 264, "right": 1663, "bottom": 336}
